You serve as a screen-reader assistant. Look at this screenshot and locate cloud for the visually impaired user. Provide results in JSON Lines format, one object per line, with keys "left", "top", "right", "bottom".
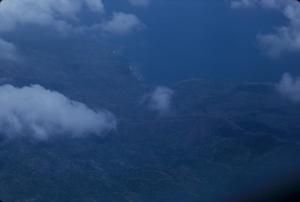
{"left": 277, "top": 73, "right": 300, "bottom": 102}
{"left": 231, "top": 0, "right": 300, "bottom": 56}
{"left": 0, "top": 0, "right": 105, "bottom": 33}
{"left": 231, "top": 0, "right": 285, "bottom": 9}
{"left": 85, "top": 0, "right": 105, "bottom": 12}
{"left": 0, "top": 38, "right": 18, "bottom": 61}
{"left": 0, "top": 0, "right": 144, "bottom": 35}
{"left": 147, "top": 86, "right": 174, "bottom": 115}
{"left": 128, "top": 0, "right": 150, "bottom": 7}
{"left": 0, "top": 0, "right": 106, "bottom": 61}
{"left": 0, "top": 0, "right": 144, "bottom": 61}
{"left": 0, "top": 84, "right": 116, "bottom": 140}
{"left": 231, "top": 0, "right": 257, "bottom": 8}
{"left": 101, "top": 12, "right": 143, "bottom": 35}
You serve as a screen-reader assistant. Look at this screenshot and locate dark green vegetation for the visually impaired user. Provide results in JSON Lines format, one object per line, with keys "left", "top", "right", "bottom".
{"left": 0, "top": 41, "right": 300, "bottom": 201}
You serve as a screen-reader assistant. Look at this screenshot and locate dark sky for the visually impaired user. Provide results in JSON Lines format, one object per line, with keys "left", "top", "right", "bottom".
{"left": 1, "top": 0, "right": 300, "bottom": 85}
{"left": 110, "top": 0, "right": 300, "bottom": 84}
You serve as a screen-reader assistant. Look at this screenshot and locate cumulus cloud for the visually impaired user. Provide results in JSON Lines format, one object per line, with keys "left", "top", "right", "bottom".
{"left": 231, "top": 0, "right": 300, "bottom": 56}
{"left": 0, "top": 38, "right": 18, "bottom": 61}
{"left": 0, "top": 0, "right": 104, "bottom": 33}
{"left": 0, "top": 0, "right": 107, "bottom": 60}
{"left": 0, "top": 84, "right": 116, "bottom": 140}
{"left": 0, "top": 0, "right": 144, "bottom": 60}
{"left": 128, "top": 0, "right": 150, "bottom": 7}
{"left": 101, "top": 12, "right": 143, "bottom": 35}
{"left": 147, "top": 86, "right": 174, "bottom": 115}
{"left": 277, "top": 73, "right": 300, "bottom": 102}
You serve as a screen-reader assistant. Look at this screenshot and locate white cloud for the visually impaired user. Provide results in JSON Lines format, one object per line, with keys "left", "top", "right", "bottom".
{"left": 0, "top": 84, "right": 116, "bottom": 140}
{"left": 231, "top": 0, "right": 257, "bottom": 8}
{"left": 0, "top": 0, "right": 105, "bottom": 33}
{"left": 277, "top": 73, "right": 300, "bottom": 102}
{"left": 147, "top": 86, "right": 174, "bottom": 115}
{"left": 0, "top": 0, "right": 143, "bottom": 60}
{"left": 85, "top": 0, "right": 105, "bottom": 12}
{"left": 0, "top": 0, "right": 144, "bottom": 36}
{"left": 0, "top": 38, "right": 18, "bottom": 61}
{"left": 128, "top": 0, "right": 150, "bottom": 7}
{"left": 101, "top": 12, "right": 143, "bottom": 35}
{"left": 0, "top": 0, "right": 106, "bottom": 60}
{"left": 231, "top": 0, "right": 300, "bottom": 56}
{"left": 231, "top": 0, "right": 285, "bottom": 9}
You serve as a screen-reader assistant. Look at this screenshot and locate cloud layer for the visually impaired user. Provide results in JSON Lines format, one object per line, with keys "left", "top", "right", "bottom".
{"left": 277, "top": 73, "right": 300, "bottom": 102}
{"left": 231, "top": 0, "right": 300, "bottom": 56}
{"left": 0, "top": 0, "right": 144, "bottom": 60}
{"left": 0, "top": 85, "right": 116, "bottom": 139}
{"left": 0, "top": 0, "right": 104, "bottom": 32}
{"left": 147, "top": 86, "right": 174, "bottom": 115}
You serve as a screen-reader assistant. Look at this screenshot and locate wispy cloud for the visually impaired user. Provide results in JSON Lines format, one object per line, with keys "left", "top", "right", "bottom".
{"left": 231, "top": 0, "right": 300, "bottom": 57}
{"left": 101, "top": 12, "right": 143, "bottom": 35}
{"left": 0, "top": 0, "right": 144, "bottom": 60}
{"left": 277, "top": 73, "right": 300, "bottom": 102}
{"left": 146, "top": 86, "right": 174, "bottom": 116}
{"left": 0, "top": 0, "right": 104, "bottom": 33}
